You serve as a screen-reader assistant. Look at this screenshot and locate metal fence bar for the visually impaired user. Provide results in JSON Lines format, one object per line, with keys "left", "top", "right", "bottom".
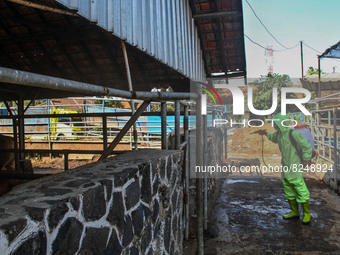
{"left": 203, "top": 114, "right": 208, "bottom": 231}
{"left": 183, "top": 104, "right": 190, "bottom": 240}
{"left": 0, "top": 110, "right": 195, "bottom": 119}
{"left": 161, "top": 102, "right": 167, "bottom": 150}
{"left": 334, "top": 108, "right": 338, "bottom": 191}
{"left": 99, "top": 100, "right": 151, "bottom": 160}
{"left": 175, "top": 100, "right": 180, "bottom": 150}
{"left": 12, "top": 115, "right": 19, "bottom": 172}
{"left": 102, "top": 116, "right": 108, "bottom": 150}
{"left": 224, "top": 111, "right": 228, "bottom": 160}
{"left": 64, "top": 153, "right": 69, "bottom": 171}
{"left": 47, "top": 99, "right": 52, "bottom": 158}
{"left": 196, "top": 89, "right": 204, "bottom": 255}
{"left": 0, "top": 67, "right": 197, "bottom": 100}
{"left": 18, "top": 98, "right": 25, "bottom": 172}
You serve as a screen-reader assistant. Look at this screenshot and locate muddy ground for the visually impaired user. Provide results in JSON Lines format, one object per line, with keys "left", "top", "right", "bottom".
{"left": 184, "top": 175, "right": 340, "bottom": 255}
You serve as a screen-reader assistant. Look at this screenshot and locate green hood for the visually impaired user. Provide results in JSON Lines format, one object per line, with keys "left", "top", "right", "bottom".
{"left": 272, "top": 113, "right": 291, "bottom": 133}
{"left": 266, "top": 112, "right": 313, "bottom": 177}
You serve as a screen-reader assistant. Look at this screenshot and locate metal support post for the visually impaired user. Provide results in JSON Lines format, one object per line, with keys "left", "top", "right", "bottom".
{"left": 196, "top": 89, "right": 204, "bottom": 255}
{"left": 99, "top": 100, "right": 150, "bottom": 160}
{"left": 184, "top": 105, "right": 190, "bottom": 240}
{"left": 318, "top": 57, "right": 321, "bottom": 98}
{"left": 161, "top": 102, "right": 167, "bottom": 150}
{"left": 175, "top": 100, "right": 181, "bottom": 150}
{"left": 64, "top": 153, "right": 69, "bottom": 171}
{"left": 300, "top": 41, "right": 304, "bottom": 86}
{"left": 212, "top": 109, "right": 216, "bottom": 125}
{"left": 334, "top": 108, "right": 338, "bottom": 191}
{"left": 121, "top": 40, "right": 138, "bottom": 150}
{"left": 18, "top": 98, "right": 25, "bottom": 167}
{"left": 203, "top": 114, "right": 208, "bottom": 231}
{"left": 12, "top": 116, "right": 20, "bottom": 172}
{"left": 224, "top": 110, "right": 228, "bottom": 160}
{"left": 47, "top": 99, "right": 52, "bottom": 158}
{"left": 83, "top": 99, "right": 87, "bottom": 136}
{"left": 4, "top": 101, "right": 19, "bottom": 171}
{"left": 102, "top": 116, "right": 108, "bottom": 150}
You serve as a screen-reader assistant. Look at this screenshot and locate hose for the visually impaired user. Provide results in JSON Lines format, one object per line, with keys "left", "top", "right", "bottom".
{"left": 261, "top": 134, "right": 269, "bottom": 169}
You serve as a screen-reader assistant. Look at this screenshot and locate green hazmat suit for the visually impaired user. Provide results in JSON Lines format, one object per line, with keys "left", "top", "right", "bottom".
{"left": 266, "top": 113, "right": 312, "bottom": 203}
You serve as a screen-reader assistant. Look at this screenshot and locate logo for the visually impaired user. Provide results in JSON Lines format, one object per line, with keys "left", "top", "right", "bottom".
{"left": 197, "top": 82, "right": 311, "bottom": 116}
{"left": 196, "top": 82, "right": 222, "bottom": 115}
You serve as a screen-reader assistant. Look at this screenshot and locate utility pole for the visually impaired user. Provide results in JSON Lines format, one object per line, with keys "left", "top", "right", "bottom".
{"left": 300, "top": 41, "right": 304, "bottom": 87}
{"left": 318, "top": 56, "right": 321, "bottom": 98}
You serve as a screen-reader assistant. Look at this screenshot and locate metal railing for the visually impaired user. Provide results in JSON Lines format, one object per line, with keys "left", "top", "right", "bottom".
{"left": 0, "top": 99, "right": 225, "bottom": 243}
{"left": 305, "top": 107, "right": 340, "bottom": 190}
{"left": 0, "top": 106, "right": 198, "bottom": 150}
{"left": 305, "top": 108, "right": 339, "bottom": 163}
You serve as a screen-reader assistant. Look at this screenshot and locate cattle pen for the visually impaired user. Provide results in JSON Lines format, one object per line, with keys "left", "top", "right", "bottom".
{"left": 0, "top": 0, "right": 246, "bottom": 254}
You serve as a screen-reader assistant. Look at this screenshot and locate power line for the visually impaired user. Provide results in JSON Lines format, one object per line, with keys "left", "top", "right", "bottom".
{"left": 303, "top": 42, "right": 321, "bottom": 54}
{"left": 244, "top": 0, "right": 296, "bottom": 50}
{"left": 303, "top": 42, "right": 340, "bottom": 62}
{"left": 244, "top": 34, "right": 268, "bottom": 50}
{"left": 245, "top": 34, "right": 298, "bottom": 52}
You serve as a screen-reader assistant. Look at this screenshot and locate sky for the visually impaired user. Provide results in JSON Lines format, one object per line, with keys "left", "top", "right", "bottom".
{"left": 243, "top": 0, "right": 340, "bottom": 79}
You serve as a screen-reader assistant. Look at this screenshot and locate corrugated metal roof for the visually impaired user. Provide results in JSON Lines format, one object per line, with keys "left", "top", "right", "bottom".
{"left": 0, "top": 0, "right": 246, "bottom": 100}
{"left": 320, "top": 41, "right": 340, "bottom": 59}
{"left": 56, "top": 0, "right": 207, "bottom": 82}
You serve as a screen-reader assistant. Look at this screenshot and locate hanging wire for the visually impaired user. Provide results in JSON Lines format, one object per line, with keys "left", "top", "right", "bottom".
{"left": 244, "top": 0, "right": 297, "bottom": 50}
{"left": 245, "top": 34, "right": 298, "bottom": 52}
{"left": 244, "top": 0, "right": 340, "bottom": 64}
{"left": 303, "top": 42, "right": 321, "bottom": 54}
{"left": 303, "top": 42, "right": 340, "bottom": 62}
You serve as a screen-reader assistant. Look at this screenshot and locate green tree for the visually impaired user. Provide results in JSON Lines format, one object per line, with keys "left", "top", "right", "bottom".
{"left": 250, "top": 73, "right": 297, "bottom": 116}
{"left": 306, "top": 66, "right": 323, "bottom": 75}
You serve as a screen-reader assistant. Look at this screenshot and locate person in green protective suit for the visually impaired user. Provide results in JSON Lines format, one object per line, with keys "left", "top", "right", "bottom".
{"left": 259, "top": 113, "right": 313, "bottom": 224}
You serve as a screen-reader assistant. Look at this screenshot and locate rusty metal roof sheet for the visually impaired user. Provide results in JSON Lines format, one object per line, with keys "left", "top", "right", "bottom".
{"left": 0, "top": 0, "right": 246, "bottom": 100}
{"left": 191, "top": 0, "right": 246, "bottom": 78}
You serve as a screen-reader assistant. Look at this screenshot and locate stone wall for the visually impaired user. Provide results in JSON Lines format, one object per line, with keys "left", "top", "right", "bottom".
{"left": 0, "top": 150, "right": 183, "bottom": 255}
{"left": 323, "top": 167, "right": 340, "bottom": 193}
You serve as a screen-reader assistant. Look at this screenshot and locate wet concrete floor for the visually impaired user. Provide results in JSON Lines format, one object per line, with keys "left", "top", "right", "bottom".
{"left": 203, "top": 176, "right": 340, "bottom": 255}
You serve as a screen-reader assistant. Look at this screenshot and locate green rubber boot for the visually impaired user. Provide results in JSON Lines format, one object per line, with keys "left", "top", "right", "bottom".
{"left": 283, "top": 199, "right": 300, "bottom": 219}
{"left": 302, "top": 201, "right": 311, "bottom": 224}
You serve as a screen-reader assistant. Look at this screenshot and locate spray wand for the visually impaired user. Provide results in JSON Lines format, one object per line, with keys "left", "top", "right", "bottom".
{"left": 251, "top": 129, "right": 267, "bottom": 135}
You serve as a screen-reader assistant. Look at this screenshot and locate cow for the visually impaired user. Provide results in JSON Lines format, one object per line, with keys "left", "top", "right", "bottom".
{"left": 0, "top": 134, "right": 15, "bottom": 170}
